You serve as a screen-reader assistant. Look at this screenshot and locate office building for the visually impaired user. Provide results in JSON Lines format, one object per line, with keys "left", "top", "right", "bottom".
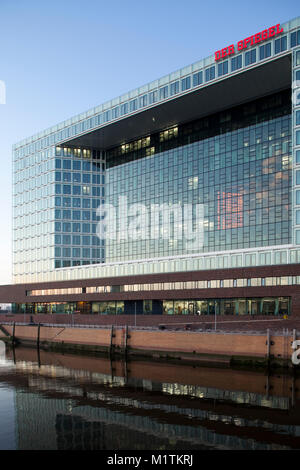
{"left": 1, "top": 16, "right": 300, "bottom": 317}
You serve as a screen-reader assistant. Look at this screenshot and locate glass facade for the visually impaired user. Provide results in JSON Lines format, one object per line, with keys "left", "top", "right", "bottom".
{"left": 13, "top": 146, "right": 105, "bottom": 279}
{"left": 53, "top": 147, "right": 105, "bottom": 268}
{"left": 105, "top": 91, "right": 292, "bottom": 262}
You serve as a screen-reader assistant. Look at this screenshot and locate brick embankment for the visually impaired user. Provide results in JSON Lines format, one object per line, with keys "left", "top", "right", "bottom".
{"left": 0, "top": 321, "right": 299, "bottom": 368}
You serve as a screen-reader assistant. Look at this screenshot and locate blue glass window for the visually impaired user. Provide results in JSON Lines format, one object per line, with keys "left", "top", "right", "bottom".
{"left": 82, "top": 199, "right": 91, "bottom": 208}
{"left": 291, "top": 29, "right": 300, "bottom": 48}
{"left": 62, "top": 248, "right": 71, "bottom": 257}
{"left": 55, "top": 172, "right": 61, "bottom": 182}
{"left": 55, "top": 197, "right": 61, "bottom": 206}
{"left": 73, "top": 185, "right": 81, "bottom": 195}
{"left": 193, "top": 71, "right": 203, "bottom": 87}
{"left": 82, "top": 236, "right": 90, "bottom": 246}
{"left": 112, "top": 107, "right": 119, "bottom": 119}
{"left": 181, "top": 76, "right": 191, "bottom": 91}
{"left": 103, "top": 110, "right": 111, "bottom": 122}
{"left": 63, "top": 210, "right": 71, "bottom": 219}
{"left": 296, "top": 169, "right": 300, "bottom": 185}
{"left": 129, "top": 99, "right": 137, "bottom": 112}
{"left": 120, "top": 103, "right": 128, "bottom": 115}
{"left": 73, "top": 198, "right": 81, "bottom": 208}
{"left": 275, "top": 36, "right": 287, "bottom": 54}
{"left": 259, "top": 43, "right": 271, "bottom": 60}
{"left": 148, "top": 90, "right": 158, "bottom": 104}
{"left": 296, "top": 110, "right": 300, "bottom": 126}
{"left": 63, "top": 197, "right": 71, "bottom": 207}
{"left": 63, "top": 160, "right": 71, "bottom": 170}
{"left": 170, "top": 81, "right": 179, "bottom": 95}
{"left": 92, "top": 249, "right": 100, "bottom": 258}
{"left": 296, "top": 150, "right": 300, "bottom": 164}
{"left": 82, "top": 174, "right": 91, "bottom": 183}
{"left": 92, "top": 187, "right": 100, "bottom": 196}
{"left": 55, "top": 247, "right": 61, "bottom": 257}
{"left": 55, "top": 235, "right": 61, "bottom": 244}
{"left": 73, "top": 161, "right": 81, "bottom": 170}
{"left": 63, "top": 185, "right": 71, "bottom": 195}
{"left": 92, "top": 199, "right": 100, "bottom": 208}
{"left": 82, "top": 248, "right": 90, "bottom": 258}
{"left": 92, "top": 236, "right": 100, "bottom": 245}
{"left": 63, "top": 172, "right": 71, "bottom": 182}
{"left": 245, "top": 49, "right": 256, "bottom": 66}
{"left": 217, "top": 61, "right": 228, "bottom": 77}
{"left": 62, "top": 261, "right": 71, "bottom": 267}
{"left": 83, "top": 162, "right": 91, "bottom": 171}
{"left": 73, "top": 223, "right": 81, "bottom": 232}
{"left": 92, "top": 174, "right": 100, "bottom": 184}
{"left": 231, "top": 55, "right": 242, "bottom": 71}
{"left": 73, "top": 248, "right": 81, "bottom": 257}
{"left": 82, "top": 223, "right": 90, "bottom": 233}
{"left": 72, "top": 235, "right": 80, "bottom": 245}
{"left": 72, "top": 210, "right": 81, "bottom": 220}
{"left": 62, "top": 235, "right": 71, "bottom": 244}
{"left": 55, "top": 222, "right": 61, "bottom": 232}
{"left": 205, "top": 66, "right": 215, "bottom": 82}
{"left": 159, "top": 86, "right": 168, "bottom": 100}
{"left": 62, "top": 222, "right": 71, "bottom": 232}
{"left": 55, "top": 184, "right": 61, "bottom": 194}
{"left": 82, "top": 211, "right": 90, "bottom": 220}
{"left": 55, "top": 159, "right": 61, "bottom": 169}
{"left": 55, "top": 209, "right": 61, "bottom": 219}
{"left": 139, "top": 95, "right": 147, "bottom": 107}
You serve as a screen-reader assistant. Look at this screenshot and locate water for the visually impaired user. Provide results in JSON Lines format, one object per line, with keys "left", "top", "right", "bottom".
{"left": 0, "top": 341, "right": 300, "bottom": 451}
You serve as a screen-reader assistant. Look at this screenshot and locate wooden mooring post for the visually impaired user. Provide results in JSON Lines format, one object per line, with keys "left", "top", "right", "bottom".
{"left": 109, "top": 325, "right": 115, "bottom": 356}
{"left": 37, "top": 323, "right": 40, "bottom": 349}
{"left": 12, "top": 322, "right": 15, "bottom": 345}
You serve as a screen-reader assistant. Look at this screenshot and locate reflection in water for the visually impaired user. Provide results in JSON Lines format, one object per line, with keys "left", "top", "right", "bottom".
{"left": 0, "top": 345, "right": 300, "bottom": 450}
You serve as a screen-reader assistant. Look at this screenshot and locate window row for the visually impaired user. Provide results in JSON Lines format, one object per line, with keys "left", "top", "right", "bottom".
{"left": 55, "top": 159, "right": 104, "bottom": 172}
{"left": 55, "top": 172, "right": 103, "bottom": 184}
{"left": 26, "top": 275, "right": 300, "bottom": 296}
{"left": 55, "top": 197, "right": 102, "bottom": 208}
{"left": 55, "top": 184, "right": 104, "bottom": 197}
{"left": 54, "top": 247, "right": 103, "bottom": 258}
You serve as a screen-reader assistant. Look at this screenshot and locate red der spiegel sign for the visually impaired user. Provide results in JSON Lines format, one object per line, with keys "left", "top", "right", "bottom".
{"left": 215, "top": 24, "right": 283, "bottom": 61}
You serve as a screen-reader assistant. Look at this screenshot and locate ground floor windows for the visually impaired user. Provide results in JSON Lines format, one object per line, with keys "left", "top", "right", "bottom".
{"left": 12, "top": 296, "right": 290, "bottom": 316}
{"left": 162, "top": 297, "right": 290, "bottom": 316}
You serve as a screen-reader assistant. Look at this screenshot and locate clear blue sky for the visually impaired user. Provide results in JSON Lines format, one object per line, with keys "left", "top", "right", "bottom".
{"left": 0, "top": 0, "right": 298, "bottom": 284}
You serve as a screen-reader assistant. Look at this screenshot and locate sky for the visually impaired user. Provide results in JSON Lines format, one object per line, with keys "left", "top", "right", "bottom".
{"left": 0, "top": 0, "right": 299, "bottom": 285}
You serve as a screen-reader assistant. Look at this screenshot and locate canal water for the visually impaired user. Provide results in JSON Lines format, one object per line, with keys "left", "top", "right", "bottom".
{"left": 0, "top": 341, "right": 300, "bottom": 451}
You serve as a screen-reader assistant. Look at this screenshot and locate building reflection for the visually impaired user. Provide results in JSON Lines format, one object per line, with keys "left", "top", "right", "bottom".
{"left": 1, "top": 347, "right": 300, "bottom": 450}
